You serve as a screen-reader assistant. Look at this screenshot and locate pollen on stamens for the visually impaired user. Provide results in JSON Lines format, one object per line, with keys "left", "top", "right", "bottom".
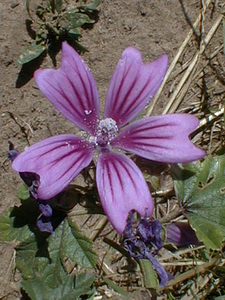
{"left": 98, "top": 118, "right": 118, "bottom": 135}
{"left": 89, "top": 118, "right": 118, "bottom": 149}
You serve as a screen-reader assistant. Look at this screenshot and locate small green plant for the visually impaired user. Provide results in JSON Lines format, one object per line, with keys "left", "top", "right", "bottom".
{"left": 17, "top": 0, "right": 100, "bottom": 65}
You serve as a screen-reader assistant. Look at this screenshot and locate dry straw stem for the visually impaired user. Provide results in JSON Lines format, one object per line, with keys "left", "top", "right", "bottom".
{"left": 181, "top": 273, "right": 214, "bottom": 300}
{"left": 181, "top": 258, "right": 224, "bottom": 300}
{"left": 192, "top": 105, "right": 224, "bottom": 143}
{"left": 159, "top": 245, "right": 206, "bottom": 262}
{"left": 161, "top": 260, "right": 208, "bottom": 266}
{"left": 163, "top": 14, "right": 223, "bottom": 114}
{"left": 162, "top": 257, "right": 220, "bottom": 289}
{"left": 199, "top": 106, "right": 224, "bottom": 127}
{"left": 181, "top": 274, "right": 221, "bottom": 300}
{"left": 146, "top": 0, "right": 212, "bottom": 116}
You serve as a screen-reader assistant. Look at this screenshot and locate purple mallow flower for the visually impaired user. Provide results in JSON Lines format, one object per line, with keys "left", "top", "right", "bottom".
{"left": 166, "top": 222, "right": 200, "bottom": 246}
{"left": 12, "top": 42, "right": 205, "bottom": 233}
{"left": 123, "top": 211, "right": 168, "bottom": 286}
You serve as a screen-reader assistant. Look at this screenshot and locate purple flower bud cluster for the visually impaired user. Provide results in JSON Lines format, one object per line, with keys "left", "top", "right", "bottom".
{"left": 37, "top": 203, "right": 53, "bottom": 234}
{"left": 123, "top": 211, "right": 168, "bottom": 286}
{"left": 8, "top": 141, "right": 19, "bottom": 161}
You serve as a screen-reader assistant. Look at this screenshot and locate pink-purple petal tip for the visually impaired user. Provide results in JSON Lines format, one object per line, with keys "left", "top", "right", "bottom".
{"left": 112, "top": 114, "right": 205, "bottom": 163}
{"left": 34, "top": 42, "right": 99, "bottom": 134}
{"left": 104, "top": 47, "right": 168, "bottom": 127}
{"left": 12, "top": 135, "right": 94, "bottom": 200}
{"left": 96, "top": 151, "right": 154, "bottom": 234}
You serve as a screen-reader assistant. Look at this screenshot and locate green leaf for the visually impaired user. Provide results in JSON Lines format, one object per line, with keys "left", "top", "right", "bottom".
{"left": 66, "top": 11, "right": 94, "bottom": 28}
{"left": 79, "top": 0, "right": 101, "bottom": 12}
{"left": 62, "top": 217, "right": 97, "bottom": 268}
{"left": 0, "top": 198, "right": 38, "bottom": 243}
{"left": 16, "top": 222, "right": 67, "bottom": 283}
{"left": 16, "top": 236, "right": 49, "bottom": 280}
{"left": 16, "top": 219, "right": 96, "bottom": 300}
{"left": 16, "top": 217, "right": 96, "bottom": 279}
{"left": 17, "top": 43, "right": 46, "bottom": 65}
{"left": 139, "top": 259, "right": 159, "bottom": 289}
{"left": 71, "top": 272, "right": 96, "bottom": 299}
{"left": 172, "top": 156, "right": 225, "bottom": 249}
{"left": 0, "top": 209, "right": 32, "bottom": 243}
{"left": 21, "top": 271, "right": 95, "bottom": 300}
{"left": 17, "top": 185, "right": 30, "bottom": 201}
{"left": 48, "top": 0, "right": 62, "bottom": 14}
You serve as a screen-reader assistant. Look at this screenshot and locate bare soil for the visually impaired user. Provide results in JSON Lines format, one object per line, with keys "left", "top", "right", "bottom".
{"left": 0, "top": 0, "right": 224, "bottom": 299}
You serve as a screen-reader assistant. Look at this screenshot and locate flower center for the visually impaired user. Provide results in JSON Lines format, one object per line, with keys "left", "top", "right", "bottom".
{"left": 89, "top": 118, "right": 118, "bottom": 149}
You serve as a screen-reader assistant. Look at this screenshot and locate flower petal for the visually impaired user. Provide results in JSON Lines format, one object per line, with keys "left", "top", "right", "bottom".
{"left": 112, "top": 114, "right": 205, "bottom": 163}
{"left": 35, "top": 42, "right": 99, "bottom": 134}
{"left": 166, "top": 222, "right": 200, "bottom": 246}
{"left": 12, "top": 135, "right": 94, "bottom": 199}
{"left": 96, "top": 152, "right": 153, "bottom": 233}
{"left": 104, "top": 47, "right": 168, "bottom": 127}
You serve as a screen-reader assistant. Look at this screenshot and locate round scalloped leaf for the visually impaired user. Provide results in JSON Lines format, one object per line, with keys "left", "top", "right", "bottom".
{"left": 0, "top": 197, "right": 38, "bottom": 244}
{"left": 16, "top": 218, "right": 96, "bottom": 299}
{"left": 61, "top": 217, "right": 97, "bottom": 268}
{"left": 0, "top": 208, "right": 34, "bottom": 243}
{"left": 172, "top": 155, "right": 225, "bottom": 249}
